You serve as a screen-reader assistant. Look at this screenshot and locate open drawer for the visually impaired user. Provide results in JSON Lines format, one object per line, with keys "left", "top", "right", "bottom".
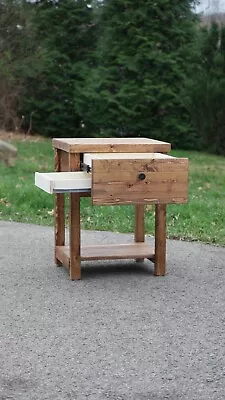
{"left": 35, "top": 152, "right": 188, "bottom": 204}
{"left": 35, "top": 171, "right": 91, "bottom": 194}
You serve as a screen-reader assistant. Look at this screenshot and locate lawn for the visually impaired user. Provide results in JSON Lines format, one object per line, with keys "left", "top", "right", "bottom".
{"left": 0, "top": 138, "right": 224, "bottom": 246}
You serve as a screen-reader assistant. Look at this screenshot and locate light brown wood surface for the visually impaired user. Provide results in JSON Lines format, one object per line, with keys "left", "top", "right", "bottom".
{"left": 53, "top": 137, "right": 171, "bottom": 154}
{"left": 155, "top": 204, "right": 166, "bottom": 276}
{"left": 60, "top": 150, "right": 69, "bottom": 171}
{"left": 56, "top": 243, "right": 155, "bottom": 262}
{"left": 92, "top": 158, "right": 188, "bottom": 205}
{"left": 51, "top": 138, "right": 188, "bottom": 280}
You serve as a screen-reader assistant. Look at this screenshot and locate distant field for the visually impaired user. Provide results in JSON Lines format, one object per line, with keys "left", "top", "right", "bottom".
{"left": 0, "top": 138, "right": 224, "bottom": 246}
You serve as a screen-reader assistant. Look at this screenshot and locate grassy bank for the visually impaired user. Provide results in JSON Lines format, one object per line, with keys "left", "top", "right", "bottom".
{"left": 0, "top": 139, "right": 224, "bottom": 246}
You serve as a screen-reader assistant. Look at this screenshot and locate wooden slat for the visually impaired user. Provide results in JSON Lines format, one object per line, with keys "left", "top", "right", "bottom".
{"left": 60, "top": 150, "right": 69, "bottom": 171}
{"left": 92, "top": 158, "right": 188, "bottom": 174}
{"left": 83, "top": 152, "right": 173, "bottom": 165}
{"left": 53, "top": 138, "right": 171, "bottom": 154}
{"left": 91, "top": 171, "right": 187, "bottom": 183}
{"left": 56, "top": 246, "right": 70, "bottom": 270}
{"left": 92, "top": 158, "right": 188, "bottom": 205}
{"left": 56, "top": 243, "right": 155, "bottom": 262}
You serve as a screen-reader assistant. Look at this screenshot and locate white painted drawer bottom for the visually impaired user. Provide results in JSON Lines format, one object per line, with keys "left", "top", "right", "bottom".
{"left": 35, "top": 171, "right": 91, "bottom": 194}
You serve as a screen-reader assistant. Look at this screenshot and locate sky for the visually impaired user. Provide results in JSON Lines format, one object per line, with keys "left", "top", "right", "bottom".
{"left": 195, "top": 0, "right": 225, "bottom": 15}
{"left": 27, "top": 0, "right": 225, "bottom": 15}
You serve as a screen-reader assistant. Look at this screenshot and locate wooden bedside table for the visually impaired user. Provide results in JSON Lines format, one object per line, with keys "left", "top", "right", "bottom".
{"left": 35, "top": 137, "right": 188, "bottom": 280}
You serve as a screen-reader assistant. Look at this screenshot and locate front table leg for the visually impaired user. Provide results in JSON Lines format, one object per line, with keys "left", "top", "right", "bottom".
{"left": 69, "top": 193, "right": 81, "bottom": 280}
{"left": 54, "top": 149, "right": 65, "bottom": 265}
{"left": 55, "top": 194, "right": 65, "bottom": 265}
{"left": 154, "top": 204, "right": 167, "bottom": 276}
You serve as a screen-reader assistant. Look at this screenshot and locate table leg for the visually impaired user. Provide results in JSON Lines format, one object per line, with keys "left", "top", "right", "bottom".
{"left": 69, "top": 153, "right": 81, "bottom": 280}
{"left": 134, "top": 204, "right": 145, "bottom": 262}
{"left": 54, "top": 149, "right": 65, "bottom": 265}
{"left": 69, "top": 193, "right": 81, "bottom": 280}
{"left": 154, "top": 204, "right": 166, "bottom": 276}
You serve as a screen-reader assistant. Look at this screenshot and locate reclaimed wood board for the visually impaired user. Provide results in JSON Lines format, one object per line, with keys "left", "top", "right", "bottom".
{"left": 92, "top": 158, "right": 188, "bottom": 205}
{"left": 56, "top": 243, "right": 155, "bottom": 263}
{"left": 53, "top": 137, "right": 171, "bottom": 154}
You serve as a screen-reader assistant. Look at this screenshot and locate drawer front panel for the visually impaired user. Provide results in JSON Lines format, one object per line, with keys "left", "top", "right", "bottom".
{"left": 92, "top": 158, "right": 188, "bottom": 205}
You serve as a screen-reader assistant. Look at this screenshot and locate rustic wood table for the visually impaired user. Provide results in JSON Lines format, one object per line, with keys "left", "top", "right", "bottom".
{"left": 49, "top": 137, "right": 188, "bottom": 280}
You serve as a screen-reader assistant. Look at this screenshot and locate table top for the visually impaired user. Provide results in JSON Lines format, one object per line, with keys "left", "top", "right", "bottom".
{"left": 53, "top": 137, "right": 171, "bottom": 154}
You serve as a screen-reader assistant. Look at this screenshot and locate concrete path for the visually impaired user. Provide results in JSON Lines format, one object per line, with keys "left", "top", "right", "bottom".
{"left": 0, "top": 220, "right": 225, "bottom": 400}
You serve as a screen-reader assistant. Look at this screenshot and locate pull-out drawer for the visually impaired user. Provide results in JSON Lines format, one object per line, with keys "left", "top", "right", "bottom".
{"left": 35, "top": 153, "right": 188, "bottom": 205}
{"left": 91, "top": 156, "right": 188, "bottom": 205}
{"left": 35, "top": 171, "right": 91, "bottom": 194}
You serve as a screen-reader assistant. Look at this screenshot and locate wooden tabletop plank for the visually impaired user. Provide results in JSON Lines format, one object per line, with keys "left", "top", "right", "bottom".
{"left": 53, "top": 137, "right": 171, "bottom": 153}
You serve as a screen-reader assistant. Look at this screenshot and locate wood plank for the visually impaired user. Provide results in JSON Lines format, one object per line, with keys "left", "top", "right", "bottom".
{"left": 92, "top": 158, "right": 188, "bottom": 174}
{"left": 92, "top": 196, "right": 187, "bottom": 205}
{"left": 92, "top": 158, "right": 188, "bottom": 205}
{"left": 92, "top": 171, "right": 188, "bottom": 184}
{"left": 53, "top": 137, "right": 171, "bottom": 154}
{"left": 60, "top": 150, "right": 69, "bottom": 172}
{"left": 154, "top": 204, "right": 166, "bottom": 276}
{"left": 84, "top": 152, "right": 173, "bottom": 165}
{"left": 54, "top": 149, "right": 65, "bottom": 265}
{"left": 56, "top": 243, "right": 155, "bottom": 262}
{"left": 56, "top": 246, "right": 70, "bottom": 270}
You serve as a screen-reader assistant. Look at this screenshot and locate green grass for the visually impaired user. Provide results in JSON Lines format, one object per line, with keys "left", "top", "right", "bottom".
{"left": 0, "top": 139, "right": 224, "bottom": 246}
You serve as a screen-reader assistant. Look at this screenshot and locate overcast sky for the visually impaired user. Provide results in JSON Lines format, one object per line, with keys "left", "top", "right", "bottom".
{"left": 195, "top": 0, "right": 225, "bottom": 14}
{"left": 27, "top": 0, "right": 225, "bottom": 15}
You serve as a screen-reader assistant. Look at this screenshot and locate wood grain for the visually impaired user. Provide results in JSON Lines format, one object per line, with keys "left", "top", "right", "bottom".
{"left": 154, "top": 204, "right": 166, "bottom": 276}
{"left": 53, "top": 137, "right": 171, "bottom": 154}
{"left": 92, "top": 158, "right": 188, "bottom": 205}
{"left": 60, "top": 150, "right": 69, "bottom": 172}
{"left": 56, "top": 243, "right": 155, "bottom": 261}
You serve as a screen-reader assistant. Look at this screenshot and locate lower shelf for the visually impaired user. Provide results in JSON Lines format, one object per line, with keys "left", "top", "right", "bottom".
{"left": 56, "top": 243, "right": 155, "bottom": 269}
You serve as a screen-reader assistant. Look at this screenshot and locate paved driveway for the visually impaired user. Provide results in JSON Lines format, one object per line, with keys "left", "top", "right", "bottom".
{"left": 0, "top": 221, "right": 225, "bottom": 400}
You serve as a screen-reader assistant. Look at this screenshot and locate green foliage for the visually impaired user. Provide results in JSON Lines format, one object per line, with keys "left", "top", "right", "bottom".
{"left": 20, "top": 0, "right": 96, "bottom": 137}
{"left": 1, "top": 0, "right": 225, "bottom": 154}
{"left": 186, "top": 22, "right": 225, "bottom": 155}
{"left": 0, "top": 0, "right": 36, "bottom": 130}
{"left": 75, "top": 0, "right": 198, "bottom": 147}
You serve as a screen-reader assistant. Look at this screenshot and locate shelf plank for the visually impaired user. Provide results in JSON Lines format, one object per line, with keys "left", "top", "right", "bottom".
{"left": 56, "top": 243, "right": 155, "bottom": 264}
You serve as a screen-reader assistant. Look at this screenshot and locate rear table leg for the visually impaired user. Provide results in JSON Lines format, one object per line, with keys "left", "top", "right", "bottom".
{"left": 69, "top": 153, "right": 81, "bottom": 280}
{"left": 135, "top": 204, "right": 145, "bottom": 262}
{"left": 154, "top": 204, "right": 167, "bottom": 276}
